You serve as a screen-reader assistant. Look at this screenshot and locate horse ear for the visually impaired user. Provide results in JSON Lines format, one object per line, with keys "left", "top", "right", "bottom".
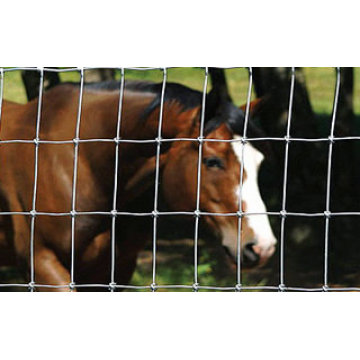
{"left": 204, "top": 91, "right": 243, "bottom": 136}
{"left": 124, "top": 153, "right": 168, "bottom": 202}
{"left": 226, "top": 97, "right": 271, "bottom": 138}
{"left": 239, "top": 97, "right": 266, "bottom": 117}
{"left": 239, "top": 96, "right": 274, "bottom": 158}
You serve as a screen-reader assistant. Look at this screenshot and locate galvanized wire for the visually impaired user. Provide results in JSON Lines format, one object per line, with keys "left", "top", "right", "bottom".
{"left": 69, "top": 68, "right": 85, "bottom": 291}
{"left": 0, "top": 67, "right": 357, "bottom": 291}
{"left": 236, "top": 67, "right": 253, "bottom": 289}
{"left": 109, "top": 67, "right": 125, "bottom": 291}
{"left": 323, "top": 67, "right": 341, "bottom": 289}
{"left": 193, "top": 67, "right": 208, "bottom": 290}
{"left": 279, "top": 67, "right": 295, "bottom": 290}
{"left": 0, "top": 68, "right": 3, "bottom": 127}
{"left": 1, "top": 136, "right": 360, "bottom": 145}
{"left": 151, "top": 68, "right": 167, "bottom": 291}
{"left": 28, "top": 68, "right": 44, "bottom": 291}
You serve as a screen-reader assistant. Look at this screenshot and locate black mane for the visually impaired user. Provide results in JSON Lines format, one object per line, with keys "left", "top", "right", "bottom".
{"left": 60, "top": 80, "right": 204, "bottom": 125}
{"left": 84, "top": 80, "right": 203, "bottom": 114}
{"left": 59, "top": 80, "right": 249, "bottom": 136}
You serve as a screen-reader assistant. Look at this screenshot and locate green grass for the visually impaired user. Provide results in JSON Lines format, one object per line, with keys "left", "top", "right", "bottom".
{"left": 5, "top": 67, "right": 360, "bottom": 115}
{"left": 3, "top": 67, "right": 252, "bottom": 106}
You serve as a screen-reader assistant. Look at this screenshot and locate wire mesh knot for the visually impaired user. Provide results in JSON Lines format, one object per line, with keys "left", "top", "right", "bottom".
{"left": 155, "top": 137, "right": 162, "bottom": 145}
{"left": 152, "top": 210, "right": 159, "bottom": 218}
{"left": 150, "top": 283, "right": 157, "bottom": 292}
{"left": 324, "top": 211, "right": 331, "bottom": 219}
{"left": 236, "top": 211, "right": 243, "bottom": 218}
{"left": 33, "top": 138, "right": 40, "bottom": 146}
{"left": 278, "top": 283, "right": 286, "bottom": 292}
{"left": 322, "top": 285, "right": 329, "bottom": 292}
{"left": 235, "top": 283, "right": 242, "bottom": 292}
{"left": 109, "top": 282, "right": 117, "bottom": 291}
{"left": 194, "top": 210, "right": 201, "bottom": 218}
{"left": 110, "top": 210, "right": 117, "bottom": 218}
{"left": 69, "top": 282, "right": 76, "bottom": 291}
{"left": 70, "top": 210, "right": 77, "bottom": 218}
{"left": 30, "top": 210, "right": 36, "bottom": 218}
{"left": 280, "top": 210, "right": 287, "bottom": 219}
{"left": 73, "top": 138, "right": 80, "bottom": 145}
{"left": 328, "top": 135, "right": 335, "bottom": 144}
{"left": 241, "top": 137, "right": 247, "bottom": 145}
{"left": 192, "top": 283, "right": 199, "bottom": 292}
{"left": 28, "top": 281, "right": 35, "bottom": 291}
{"left": 114, "top": 137, "right": 121, "bottom": 145}
{"left": 197, "top": 136, "right": 204, "bottom": 145}
{"left": 284, "top": 135, "right": 291, "bottom": 143}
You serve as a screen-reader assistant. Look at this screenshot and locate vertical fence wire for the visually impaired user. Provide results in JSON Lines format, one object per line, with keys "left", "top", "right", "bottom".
{"left": 279, "top": 67, "right": 296, "bottom": 290}
{"left": 323, "top": 67, "right": 341, "bottom": 290}
{"left": 0, "top": 68, "right": 3, "bottom": 127}
{"left": 29, "top": 68, "right": 44, "bottom": 291}
{"left": 70, "top": 68, "right": 85, "bottom": 291}
{"left": 151, "top": 68, "right": 167, "bottom": 291}
{"left": 236, "top": 67, "right": 253, "bottom": 289}
{"left": 193, "top": 67, "right": 209, "bottom": 290}
{"left": 109, "top": 68, "right": 125, "bottom": 291}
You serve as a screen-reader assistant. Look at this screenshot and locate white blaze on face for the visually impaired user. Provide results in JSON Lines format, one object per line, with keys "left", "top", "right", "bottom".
{"left": 231, "top": 136, "right": 277, "bottom": 254}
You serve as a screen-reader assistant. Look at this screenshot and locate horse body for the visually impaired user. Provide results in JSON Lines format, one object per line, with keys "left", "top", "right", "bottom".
{"left": 0, "top": 81, "right": 276, "bottom": 290}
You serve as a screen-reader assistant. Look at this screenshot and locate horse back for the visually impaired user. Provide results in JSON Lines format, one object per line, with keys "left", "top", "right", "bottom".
{"left": 0, "top": 85, "right": 80, "bottom": 141}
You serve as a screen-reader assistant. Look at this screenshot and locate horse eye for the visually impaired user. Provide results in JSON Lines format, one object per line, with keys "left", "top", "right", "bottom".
{"left": 204, "top": 157, "right": 224, "bottom": 169}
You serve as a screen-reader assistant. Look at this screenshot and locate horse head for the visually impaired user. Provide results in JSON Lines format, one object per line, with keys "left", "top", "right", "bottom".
{"left": 124, "top": 73, "right": 277, "bottom": 269}
{"left": 160, "top": 96, "right": 277, "bottom": 268}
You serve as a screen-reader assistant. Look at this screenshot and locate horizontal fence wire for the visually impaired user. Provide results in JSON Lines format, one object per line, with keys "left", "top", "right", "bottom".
{"left": 1, "top": 136, "right": 360, "bottom": 145}
{"left": 0, "top": 67, "right": 359, "bottom": 291}
{"left": 1, "top": 67, "right": 255, "bottom": 73}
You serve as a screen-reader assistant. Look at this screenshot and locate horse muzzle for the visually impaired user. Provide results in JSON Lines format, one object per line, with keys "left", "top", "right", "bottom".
{"left": 222, "top": 236, "right": 276, "bottom": 269}
{"left": 241, "top": 241, "right": 276, "bottom": 268}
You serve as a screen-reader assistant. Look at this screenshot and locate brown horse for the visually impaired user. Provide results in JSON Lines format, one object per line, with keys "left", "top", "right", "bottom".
{"left": 0, "top": 79, "right": 276, "bottom": 291}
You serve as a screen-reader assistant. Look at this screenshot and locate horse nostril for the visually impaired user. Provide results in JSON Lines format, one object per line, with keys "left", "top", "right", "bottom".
{"left": 242, "top": 242, "right": 260, "bottom": 267}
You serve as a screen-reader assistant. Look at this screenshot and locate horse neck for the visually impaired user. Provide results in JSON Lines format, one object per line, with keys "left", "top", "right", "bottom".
{"left": 120, "top": 93, "right": 201, "bottom": 140}
{"left": 79, "top": 89, "right": 201, "bottom": 158}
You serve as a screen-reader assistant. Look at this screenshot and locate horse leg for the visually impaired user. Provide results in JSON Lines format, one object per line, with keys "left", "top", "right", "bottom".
{"left": 34, "top": 246, "right": 72, "bottom": 292}
{"left": 0, "top": 215, "right": 15, "bottom": 267}
{"left": 115, "top": 220, "right": 152, "bottom": 287}
{"left": 77, "top": 230, "right": 112, "bottom": 291}
{"left": 11, "top": 215, "right": 71, "bottom": 291}
{"left": 77, "top": 228, "right": 142, "bottom": 290}
{"left": 115, "top": 248, "right": 140, "bottom": 286}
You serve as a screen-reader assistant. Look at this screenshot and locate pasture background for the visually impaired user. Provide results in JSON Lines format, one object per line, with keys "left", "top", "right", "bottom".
{"left": 6, "top": 67, "right": 360, "bottom": 113}
{"left": 2, "top": 67, "right": 360, "bottom": 290}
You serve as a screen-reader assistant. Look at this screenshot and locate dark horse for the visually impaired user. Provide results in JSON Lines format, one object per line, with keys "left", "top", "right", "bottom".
{"left": 0, "top": 78, "right": 276, "bottom": 290}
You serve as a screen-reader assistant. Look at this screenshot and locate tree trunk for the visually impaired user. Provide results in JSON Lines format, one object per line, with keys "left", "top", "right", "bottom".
{"left": 252, "top": 67, "right": 315, "bottom": 137}
{"left": 337, "top": 67, "right": 354, "bottom": 133}
{"left": 22, "top": 70, "right": 60, "bottom": 101}
{"left": 22, "top": 69, "right": 116, "bottom": 101}
{"left": 84, "top": 69, "right": 116, "bottom": 82}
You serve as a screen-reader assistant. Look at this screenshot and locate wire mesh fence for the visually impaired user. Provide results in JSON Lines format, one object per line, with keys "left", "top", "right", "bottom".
{"left": 0, "top": 67, "right": 359, "bottom": 291}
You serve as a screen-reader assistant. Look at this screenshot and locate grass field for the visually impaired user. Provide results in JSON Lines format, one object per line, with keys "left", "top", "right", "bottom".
{"left": 1, "top": 67, "right": 359, "bottom": 290}
{"left": 5, "top": 67, "right": 360, "bottom": 114}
